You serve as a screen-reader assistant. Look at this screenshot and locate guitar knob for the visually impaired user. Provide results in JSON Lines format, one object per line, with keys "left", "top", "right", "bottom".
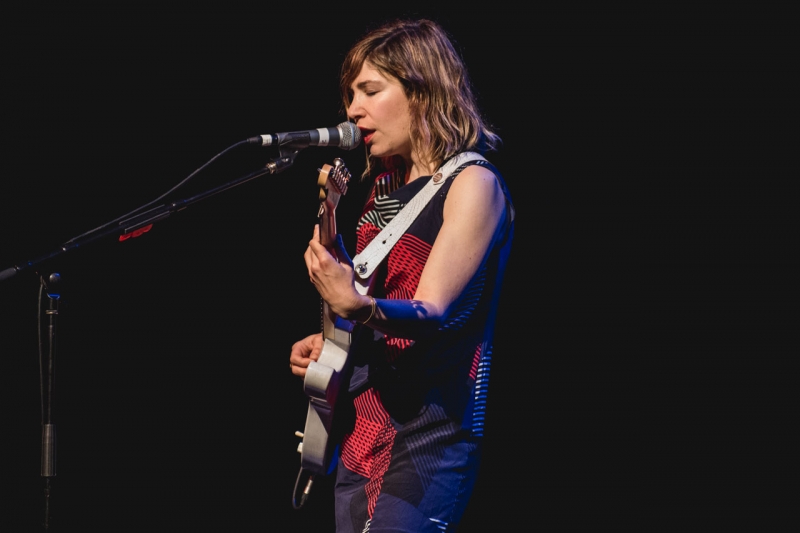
{"left": 297, "top": 443, "right": 303, "bottom": 454}
{"left": 295, "top": 431, "right": 305, "bottom": 438}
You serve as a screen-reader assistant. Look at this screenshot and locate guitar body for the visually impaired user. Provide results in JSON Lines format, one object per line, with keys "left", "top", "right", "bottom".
{"left": 296, "top": 158, "right": 370, "bottom": 476}
{"left": 301, "top": 315, "right": 354, "bottom": 474}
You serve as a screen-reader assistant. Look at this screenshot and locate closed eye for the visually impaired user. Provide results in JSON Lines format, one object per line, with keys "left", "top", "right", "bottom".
{"left": 355, "top": 80, "right": 384, "bottom": 96}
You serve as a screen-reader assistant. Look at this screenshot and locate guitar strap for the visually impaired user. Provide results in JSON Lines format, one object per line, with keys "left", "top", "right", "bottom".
{"left": 352, "top": 151, "right": 486, "bottom": 282}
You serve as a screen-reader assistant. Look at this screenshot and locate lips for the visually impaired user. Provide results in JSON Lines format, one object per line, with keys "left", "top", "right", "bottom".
{"left": 359, "top": 129, "right": 375, "bottom": 144}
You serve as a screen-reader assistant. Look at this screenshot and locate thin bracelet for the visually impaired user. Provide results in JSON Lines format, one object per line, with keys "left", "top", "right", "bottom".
{"left": 362, "top": 296, "right": 376, "bottom": 324}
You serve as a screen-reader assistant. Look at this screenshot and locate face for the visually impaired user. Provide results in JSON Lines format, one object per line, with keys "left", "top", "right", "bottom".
{"left": 347, "top": 62, "right": 413, "bottom": 161}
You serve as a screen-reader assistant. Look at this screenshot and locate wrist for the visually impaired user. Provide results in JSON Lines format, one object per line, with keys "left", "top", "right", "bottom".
{"left": 351, "top": 294, "right": 376, "bottom": 324}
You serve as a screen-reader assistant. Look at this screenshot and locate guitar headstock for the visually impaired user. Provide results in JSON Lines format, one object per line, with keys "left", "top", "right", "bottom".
{"left": 317, "top": 158, "right": 351, "bottom": 248}
{"left": 317, "top": 158, "right": 351, "bottom": 201}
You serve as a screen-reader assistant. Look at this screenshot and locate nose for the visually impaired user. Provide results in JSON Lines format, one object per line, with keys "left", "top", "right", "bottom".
{"left": 347, "top": 94, "right": 364, "bottom": 122}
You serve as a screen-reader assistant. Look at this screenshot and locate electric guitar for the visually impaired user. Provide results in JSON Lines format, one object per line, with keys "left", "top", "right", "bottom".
{"left": 296, "top": 157, "right": 365, "bottom": 478}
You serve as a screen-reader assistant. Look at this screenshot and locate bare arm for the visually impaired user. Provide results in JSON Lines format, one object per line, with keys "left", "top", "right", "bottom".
{"left": 305, "top": 164, "right": 507, "bottom": 339}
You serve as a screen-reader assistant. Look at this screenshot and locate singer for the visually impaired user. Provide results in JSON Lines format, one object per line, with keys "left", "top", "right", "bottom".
{"left": 289, "top": 19, "right": 514, "bottom": 532}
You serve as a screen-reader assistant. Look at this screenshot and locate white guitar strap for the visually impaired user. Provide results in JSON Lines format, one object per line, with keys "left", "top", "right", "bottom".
{"left": 352, "top": 152, "right": 486, "bottom": 282}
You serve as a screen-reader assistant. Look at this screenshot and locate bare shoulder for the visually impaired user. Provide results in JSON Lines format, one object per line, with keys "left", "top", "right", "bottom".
{"left": 451, "top": 163, "right": 500, "bottom": 188}
{"left": 445, "top": 163, "right": 505, "bottom": 216}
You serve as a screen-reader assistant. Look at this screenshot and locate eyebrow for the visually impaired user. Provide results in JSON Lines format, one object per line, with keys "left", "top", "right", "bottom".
{"left": 353, "top": 79, "right": 384, "bottom": 91}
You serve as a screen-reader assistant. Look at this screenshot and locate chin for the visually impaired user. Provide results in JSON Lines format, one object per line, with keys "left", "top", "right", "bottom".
{"left": 369, "top": 144, "right": 400, "bottom": 159}
{"left": 368, "top": 146, "right": 387, "bottom": 158}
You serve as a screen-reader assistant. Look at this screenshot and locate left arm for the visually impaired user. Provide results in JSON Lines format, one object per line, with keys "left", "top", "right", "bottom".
{"left": 305, "top": 164, "right": 507, "bottom": 339}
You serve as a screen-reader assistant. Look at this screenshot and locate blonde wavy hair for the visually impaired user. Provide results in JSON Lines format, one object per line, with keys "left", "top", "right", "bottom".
{"left": 340, "top": 19, "right": 501, "bottom": 178}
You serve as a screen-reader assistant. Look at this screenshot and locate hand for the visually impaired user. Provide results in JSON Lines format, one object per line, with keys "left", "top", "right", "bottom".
{"left": 289, "top": 333, "right": 323, "bottom": 378}
{"left": 304, "top": 225, "right": 368, "bottom": 319}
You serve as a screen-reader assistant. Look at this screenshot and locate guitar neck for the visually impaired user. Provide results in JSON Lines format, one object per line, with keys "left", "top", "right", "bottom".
{"left": 316, "top": 159, "right": 351, "bottom": 341}
{"left": 319, "top": 198, "right": 338, "bottom": 249}
{"left": 320, "top": 202, "right": 339, "bottom": 340}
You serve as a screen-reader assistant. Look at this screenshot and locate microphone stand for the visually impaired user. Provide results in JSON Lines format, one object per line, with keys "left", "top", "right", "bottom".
{"left": 41, "top": 273, "right": 60, "bottom": 530}
{"left": 0, "top": 152, "right": 299, "bottom": 283}
{"left": 1, "top": 147, "right": 304, "bottom": 529}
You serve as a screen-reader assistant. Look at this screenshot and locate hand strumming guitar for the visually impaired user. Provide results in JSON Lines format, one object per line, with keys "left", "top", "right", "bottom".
{"left": 289, "top": 333, "right": 323, "bottom": 379}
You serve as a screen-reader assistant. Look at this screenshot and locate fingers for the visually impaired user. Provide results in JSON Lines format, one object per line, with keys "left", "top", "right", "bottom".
{"left": 308, "top": 224, "right": 327, "bottom": 255}
{"left": 308, "top": 225, "right": 346, "bottom": 260}
{"left": 308, "top": 235, "right": 350, "bottom": 271}
{"left": 306, "top": 225, "right": 329, "bottom": 267}
{"left": 305, "top": 228, "right": 328, "bottom": 284}
{"left": 306, "top": 230, "right": 343, "bottom": 288}
{"left": 290, "top": 363, "right": 307, "bottom": 378}
{"left": 304, "top": 245, "right": 316, "bottom": 280}
{"left": 308, "top": 235, "right": 328, "bottom": 256}
{"left": 289, "top": 333, "right": 323, "bottom": 378}
{"left": 290, "top": 333, "right": 322, "bottom": 363}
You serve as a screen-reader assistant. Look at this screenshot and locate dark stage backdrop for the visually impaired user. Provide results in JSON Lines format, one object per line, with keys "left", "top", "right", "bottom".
{"left": 1, "top": 7, "right": 793, "bottom": 532}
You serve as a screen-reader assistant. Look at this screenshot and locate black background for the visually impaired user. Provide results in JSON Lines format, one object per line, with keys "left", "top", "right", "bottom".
{"left": 1, "top": 7, "right": 795, "bottom": 531}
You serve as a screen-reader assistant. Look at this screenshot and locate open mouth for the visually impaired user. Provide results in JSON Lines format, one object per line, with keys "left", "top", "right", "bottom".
{"left": 359, "top": 129, "right": 375, "bottom": 144}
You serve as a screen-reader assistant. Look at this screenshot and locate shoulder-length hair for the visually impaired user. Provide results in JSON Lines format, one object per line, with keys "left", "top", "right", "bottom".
{"left": 340, "top": 19, "right": 501, "bottom": 178}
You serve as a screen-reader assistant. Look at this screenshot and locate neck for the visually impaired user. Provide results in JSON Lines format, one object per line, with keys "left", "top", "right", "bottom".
{"left": 402, "top": 153, "right": 437, "bottom": 184}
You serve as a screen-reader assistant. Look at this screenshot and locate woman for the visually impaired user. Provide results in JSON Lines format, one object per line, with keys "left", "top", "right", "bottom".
{"left": 290, "top": 19, "right": 513, "bottom": 532}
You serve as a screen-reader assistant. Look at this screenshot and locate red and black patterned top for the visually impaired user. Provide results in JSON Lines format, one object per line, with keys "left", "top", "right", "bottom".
{"left": 337, "top": 158, "right": 513, "bottom": 521}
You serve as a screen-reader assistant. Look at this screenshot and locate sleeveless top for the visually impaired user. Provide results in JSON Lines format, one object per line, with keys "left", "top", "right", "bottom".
{"left": 338, "top": 158, "right": 514, "bottom": 516}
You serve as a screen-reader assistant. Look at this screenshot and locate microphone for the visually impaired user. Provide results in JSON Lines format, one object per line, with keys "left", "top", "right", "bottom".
{"left": 250, "top": 122, "right": 361, "bottom": 150}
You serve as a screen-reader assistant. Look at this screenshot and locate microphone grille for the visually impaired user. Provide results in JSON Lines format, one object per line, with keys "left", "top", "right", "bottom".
{"left": 338, "top": 122, "right": 361, "bottom": 150}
